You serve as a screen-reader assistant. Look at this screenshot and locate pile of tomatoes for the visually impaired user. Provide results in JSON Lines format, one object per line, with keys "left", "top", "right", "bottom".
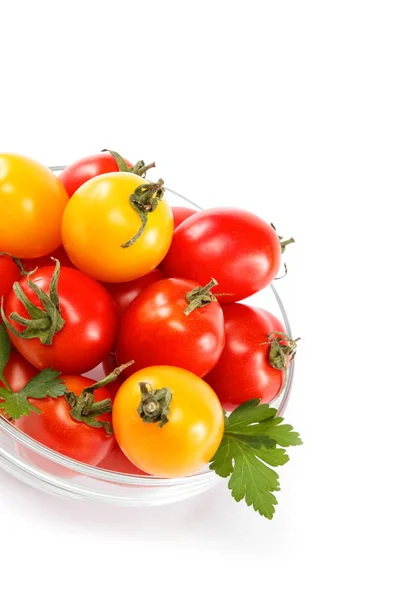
{"left": 0, "top": 150, "right": 295, "bottom": 480}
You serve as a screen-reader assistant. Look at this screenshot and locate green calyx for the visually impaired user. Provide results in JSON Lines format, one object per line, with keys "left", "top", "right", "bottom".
{"left": 122, "top": 179, "right": 165, "bottom": 248}
{"left": 266, "top": 332, "right": 300, "bottom": 372}
{"left": 184, "top": 278, "right": 218, "bottom": 315}
{"left": 66, "top": 360, "right": 134, "bottom": 435}
{"left": 270, "top": 223, "right": 295, "bottom": 254}
{"left": 102, "top": 149, "right": 156, "bottom": 178}
{"left": 0, "top": 259, "right": 65, "bottom": 346}
{"left": 137, "top": 382, "right": 172, "bottom": 428}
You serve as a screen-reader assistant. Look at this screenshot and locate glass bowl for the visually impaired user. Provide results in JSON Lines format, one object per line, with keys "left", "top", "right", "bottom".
{"left": 0, "top": 174, "right": 295, "bottom": 506}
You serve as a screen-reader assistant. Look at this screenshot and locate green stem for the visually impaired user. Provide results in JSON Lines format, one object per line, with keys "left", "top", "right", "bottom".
{"left": 122, "top": 179, "right": 165, "bottom": 248}
{"left": 102, "top": 149, "right": 156, "bottom": 178}
{"left": 0, "top": 252, "right": 28, "bottom": 277}
{"left": 137, "top": 382, "right": 172, "bottom": 428}
{"left": 184, "top": 278, "right": 218, "bottom": 315}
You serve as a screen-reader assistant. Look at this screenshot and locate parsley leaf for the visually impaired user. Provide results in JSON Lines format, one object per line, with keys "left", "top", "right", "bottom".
{"left": 21, "top": 368, "right": 67, "bottom": 399}
{"left": 0, "top": 367, "right": 67, "bottom": 420}
{"left": 210, "top": 399, "right": 302, "bottom": 519}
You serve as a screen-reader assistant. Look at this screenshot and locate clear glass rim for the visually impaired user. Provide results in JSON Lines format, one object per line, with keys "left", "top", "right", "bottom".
{"left": 0, "top": 169, "right": 295, "bottom": 486}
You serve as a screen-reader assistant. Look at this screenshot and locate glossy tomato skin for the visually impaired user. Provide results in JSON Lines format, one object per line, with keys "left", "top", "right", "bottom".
{"left": 16, "top": 375, "right": 114, "bottom": 466}
{"left": 22, "top": 245, "right": 74, "bottom": 272}
{"left": 59, "top": 152, "right": 133, "bottom": 197}
{"left": 98, "top": 443, "right": 147, "bottom": 475}
{"left": 4, "top": 266, "right": 118, "bottom": 374}
{"left": 62, "top": 172, "right": 174, "bottom": 283}
{"left": 113, "top": 366, "right": 224, "bottom": 478}
{"left": 0, "top": 154, "right": 68, "bottom": 258}
{"left": 0, "top": 351, "right": 39, "bottom": 419}
{"left": 105, "top": 268, "right": 164, "bottom": 319}
{"left": 163, "top": 208, "right": 282, "bottom": 303}
{"left": 116, "top": 278, "right": 225, "bottom": 378}
{"left": 204, "top": 303, "right": 286, "bottom": 411}
{"left": 0, "top": 256, "right": 21, "bottom": 316}
{"left": 171, "top": 206, "right": 197, "bottom": 229}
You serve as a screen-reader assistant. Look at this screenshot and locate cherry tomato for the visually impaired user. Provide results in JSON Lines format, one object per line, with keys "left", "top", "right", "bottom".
{"left": 116, "top": 278, "right": 225, "bottom": 378}
{"left": 0, "top": 255, "right": 22, "bottom": 317}
{"left": 16, "top": 375, "right": 114, "bottom": 466}
{"left": 3, "top": 265, "right": 118, "bottom": 374}
{"left": 98, "top": 443, "right": 147, "bottom": 475}
{"left": 62, "top": 172, "right": 173, "bottom": 283}
{"left": 0, "top": 154, "right": 68, "bottom": 258}
{"left": 204, "top": 303, "right": 286, "bottom": 411}
{"left": 59, "top": 151, "right": 133, "bottom": 197}
{"left": 113, "top": 366, "right": 224, "bottom": 477}
{"left": 171, "top": 206, "right": 197, "bottom": 229}
{"left": 163, "top": 208, "right": 282, "bottom": 303}
{"left": 0, "top": 351, "right": 38, "bottom": 419}
{"left": 22, "top": 245, "right": 74, "bottom": 272}
{"left": 105, "top": 268, "right": 164, "bottom": 319}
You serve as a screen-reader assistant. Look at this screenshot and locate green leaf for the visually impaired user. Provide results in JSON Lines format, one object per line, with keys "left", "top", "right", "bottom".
{"left": 0, "top": 324, "right": 11, "bottom": 382}
{"left": 0, "top": 366, "right": 66, "bottom": 420}
{"left": 0, "top": 389, "right": 42, "bottom": 420}
{"left": 21, "top": 368, "right": 67, "bottom": 399}
{"left": 210, "top": 398, "right": 302, "bottom": 519}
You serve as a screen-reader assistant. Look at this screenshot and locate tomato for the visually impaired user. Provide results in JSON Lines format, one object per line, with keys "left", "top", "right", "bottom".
{"left": 3, "top": 264, "right": 118, "bottom": 374}
{"left": 0, "top": 154, "right": 68, "bottom": 258}
{"left": 0, "top": 255, "right": 22, "bottom": 316}
{"left": 171, "top": 206, "right": 197, "bottom": 229}
{"left": 204, "top": 303, "right": 286, "bottom": 411}
{"left": 16, "top": 375, "right": 114, "bottom": 466}
{"left": 116, "top": 278, "right": 225, "bottom": 378}
{"left": 22, "top": 245, "right": 74, "bottom": 272}
{"left": 59, "top": 151, "right": 133, "bottom": 197}
{"left": 62, "top": 172, "right": 173, "bottom": 283}
{"left": 0, "top": 351, "right": 38, "bottom": 419}
{"left": 98, "top": 443, "right": 147, "bottom": 475}
{"left": 163, "top": 208, "right": 282, "bottom": 303}
{"left": 105, "top": 268, "right": 164, "bottom": 319}
{"left": 113, "top": 366, "right": 224, "bottom": 477}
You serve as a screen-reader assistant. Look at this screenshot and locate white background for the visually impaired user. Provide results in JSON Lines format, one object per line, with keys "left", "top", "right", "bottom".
{"left": 1, "top": 1, "right": 399, "bottom": 599}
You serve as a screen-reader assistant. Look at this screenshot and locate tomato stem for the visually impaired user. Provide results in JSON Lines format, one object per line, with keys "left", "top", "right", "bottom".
{"left": 264, "top": 332, "right": 300, "bottom": 372}
{"left": 270, "top": 223, "right": 295, "bottom": 254}
{"left": 122, "top": 179, "right": 165, "bottom": 248}
{"left": 0, "top": 252, "right": 29, "bottom": 277}
{"left": 0, "top": 259, "right": 65, "bottom": 346}
{"left": 102, "top": 149, "right": 156, "bottom": 178}
{"left": 65, "top": 361, "right": 134, "bottom": 435}
{"left": 184, "top": 278, "right": 218, "bottom": 315}
{"left": 137, "top": 382, "right": 172, "bottom": 428}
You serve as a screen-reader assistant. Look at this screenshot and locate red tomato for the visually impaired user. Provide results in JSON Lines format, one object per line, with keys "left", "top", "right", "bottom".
{"left": 0, "top": 255, "right": 22, "bottom": 316}
{"left": 204, "top": 303, "right": 286, "bottom": 411}
{"left": 163, "top": 208, "right": 282, "bottom": 303}
{"left": 105, "top": 268, "right": 164, "bottom": 319}
{"left": 0, "top": 351, "right": 39, "bottom": 419}
{"left": 116, "top": 278, "right": 225, "bottom": 378}
{"left": 22, "top": 245, "right": 74, "bottom": 272}
{"left": 59, "top": 152, "right": 133, "bottom": 197}
{"left": 171, "top": 206, "right": 197, "bottom": 229}
{"left": 16, "top": 375, "right": 114, "bottom": 466}
{"left": 98, "top": 443, "right": 147, "bottom": 475}
{"left": 3, "top": 265, "right": 118, "bottom": 374}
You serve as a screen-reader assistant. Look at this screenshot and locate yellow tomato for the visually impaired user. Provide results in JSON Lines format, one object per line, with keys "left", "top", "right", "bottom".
{"left": 113, "top": 366, "right": 225, "bottom": 478}
{"left": 0, "top": 154, "right": 68, "bottom": 258}
{"left": 61, "top": 172, "right": 173, "bottom": 282}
